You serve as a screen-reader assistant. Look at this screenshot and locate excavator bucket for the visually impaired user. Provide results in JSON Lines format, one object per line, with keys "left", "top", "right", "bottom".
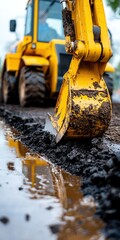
{"left": 45, "top": 60, "right": 112, "bottom": 143}
{"left": 45, "top": 0, "right": 112, "bottom": 143}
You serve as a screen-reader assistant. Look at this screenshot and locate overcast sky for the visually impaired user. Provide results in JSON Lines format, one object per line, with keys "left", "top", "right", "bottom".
{"left": 0, "top": 0, "right": 26, "bottom": 59}
{"left": 105, "top": 4, "right": 120, "bottom": 66}
{"left": 0, "top": 0, "right": 120, "bottom": 66}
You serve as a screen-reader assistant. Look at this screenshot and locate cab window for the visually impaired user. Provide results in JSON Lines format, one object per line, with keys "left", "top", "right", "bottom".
{"left": 38, "top": 0, "right": 64, "bottom": 42}
{"left": 25, "top": 2, "right": 33, "bottom": 36}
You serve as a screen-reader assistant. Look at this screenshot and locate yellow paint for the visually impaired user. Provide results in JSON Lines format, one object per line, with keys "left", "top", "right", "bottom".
{"left": 1, "top": 0, "right": 113, "bottom": 97}
{"left": 48, "top": 0, "right": 113, "bottom": 142}
{"left": 33, "top": 0, "right": 38, "bottom": 44}
{"left": 6, "top": 53, "right": 21, "bottom": 72}
{"left": 105, "top": 62, "right": 115, "bottom": 73}
{"left": 22, "top": 36, "right": 32, "bottom": 47}
{"left": 1, "top": 0, "right": 114, "bottom": 142}
{"left": 1, "top": 0, "right": 66, "bottom": 96}
{"left": 22, "top": 55, "right": 49, "bottom": 67}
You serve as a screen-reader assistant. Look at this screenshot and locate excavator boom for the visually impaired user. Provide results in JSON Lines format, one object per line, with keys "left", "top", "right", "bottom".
{"left": 45, "top": 0, "right": 112, "bottom": 142}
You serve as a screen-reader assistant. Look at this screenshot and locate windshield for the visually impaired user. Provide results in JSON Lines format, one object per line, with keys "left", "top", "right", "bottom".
{"left": 38, "top": 0, "right": 64, "bottom": 42}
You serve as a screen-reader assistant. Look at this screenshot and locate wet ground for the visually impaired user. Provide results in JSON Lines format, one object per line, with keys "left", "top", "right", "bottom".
{"left": 0, "top": 121, "right": 105, "bottom": 240}
{"left": 0, "top": 102, "right": 120, "bottom": 239}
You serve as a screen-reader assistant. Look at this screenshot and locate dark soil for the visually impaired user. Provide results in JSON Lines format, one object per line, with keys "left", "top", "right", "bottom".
{"left": 0, "top": 103, "right": 120, "bottom": 239}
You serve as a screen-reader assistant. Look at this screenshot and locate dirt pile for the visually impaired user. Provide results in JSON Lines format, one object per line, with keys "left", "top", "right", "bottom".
{"left": 0, "top": 103, "right": 120, "bottom": 239}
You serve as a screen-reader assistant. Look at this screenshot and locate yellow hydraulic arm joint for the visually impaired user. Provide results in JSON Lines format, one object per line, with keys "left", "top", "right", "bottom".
{"left": 45, "top": 0, "right": 112, "bottom": 143}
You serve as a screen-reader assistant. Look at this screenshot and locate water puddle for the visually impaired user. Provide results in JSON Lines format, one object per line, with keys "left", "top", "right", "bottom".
{"left": 0, "top": 120, "right": 106, "bottom": 240}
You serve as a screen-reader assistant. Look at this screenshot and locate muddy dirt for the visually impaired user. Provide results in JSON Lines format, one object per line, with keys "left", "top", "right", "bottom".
{"left": 0, "top": 124, "right": 105, "bottom": 240}
{"left": 0, "top": 102, "right": 120, "bottom": 239}
{"left": 62, "top": 9, "right": 75, "bottom": 41}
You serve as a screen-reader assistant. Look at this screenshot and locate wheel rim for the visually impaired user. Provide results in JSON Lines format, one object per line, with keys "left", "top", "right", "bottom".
{"left": 3, "top": 78, "right": 8, "bottom": 103}
{"left": 19, "top": 75, "right": 25, "bottom": 106}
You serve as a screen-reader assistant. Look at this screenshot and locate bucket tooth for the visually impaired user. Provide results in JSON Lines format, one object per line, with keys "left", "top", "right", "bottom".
{"left": 44, "top": 114, "right": 57, "bottom": 137}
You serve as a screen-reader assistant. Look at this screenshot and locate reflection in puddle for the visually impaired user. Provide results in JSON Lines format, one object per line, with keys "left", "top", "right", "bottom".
{"left": 0, "top": 120, "right": 105, "bottom": 240}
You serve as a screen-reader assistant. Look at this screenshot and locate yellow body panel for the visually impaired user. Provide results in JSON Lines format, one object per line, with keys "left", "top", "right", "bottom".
{"left": 35, "top": 40, "right": 66, "bottom": 93}
{"left": 6, "top": 53, "right": 21, "bottom": 72}
{"left": 105, "top": 62, "right": 115, "bottom": 73}
{"left": 22, "top": 36, "right": 32, "bottom": 47}
{"left": 36, "top": 40, "right": 65, "bottom": 57}
{"left": 22, "top": 55, "right": 49, "bottom": 67}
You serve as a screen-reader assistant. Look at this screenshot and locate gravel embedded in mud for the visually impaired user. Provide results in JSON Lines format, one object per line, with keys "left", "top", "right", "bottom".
{"left": 0, "top": 103, "right": 120, "bottom": 239}
{"left": 49, "top": 224, "right": 61, "bottom": 234}
{"left": 7, "top": 162, "right": 15, "bottom": 171}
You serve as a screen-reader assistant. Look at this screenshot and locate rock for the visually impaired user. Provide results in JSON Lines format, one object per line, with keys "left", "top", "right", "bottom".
{"left": 91, "top": 171, "right": 107, "bottom": 185}
{"left": 91, "top": 138, "right": 99, "bottom": 145}
{"left": 49, "top": 224, "right": 61, "bottom": 234}
{"left": 113, "top": 151, "right": 120, "bottom": 166}
{"left": 67, "top": 149, "right": 80, "bottom": 161}
{"left": 105, "top": 159, "right": 114, "bottom": 169}
{"left": 7, "top": 162, "right": 15, "bottom": 171}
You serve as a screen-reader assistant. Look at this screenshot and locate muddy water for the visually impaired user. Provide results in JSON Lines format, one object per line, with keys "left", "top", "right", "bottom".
{"left": 0, "top": 120, "right": 106, "bottom": 240}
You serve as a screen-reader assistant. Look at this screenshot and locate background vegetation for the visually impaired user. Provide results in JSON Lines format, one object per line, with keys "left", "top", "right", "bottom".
{"left": 106, "top": 0, "right": 120, "bottom": 13}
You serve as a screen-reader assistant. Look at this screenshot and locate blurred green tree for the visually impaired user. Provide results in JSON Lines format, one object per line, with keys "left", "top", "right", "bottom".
{"left": 106, "top": 0, "right": 120, "bottom": 13}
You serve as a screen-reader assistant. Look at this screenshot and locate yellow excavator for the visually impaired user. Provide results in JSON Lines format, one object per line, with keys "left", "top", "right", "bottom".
{"left": 45, "top": 0, "right": 114, "bottom": 142}
{"left": 1, "top": 0, "right": 114, "bottom": 142}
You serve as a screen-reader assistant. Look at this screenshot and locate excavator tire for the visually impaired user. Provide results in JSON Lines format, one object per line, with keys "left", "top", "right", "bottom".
{"left": 0, "top": 83, "right": 2, "bottom": 103}
{"left": 19, "top": 66, "right": 46, "bottom": 107}
{"left": 103, "top": 72, "right": 113, "bottom": 97}
{"left": 0, "top": 94, "right": 1, "bottom": 103}
{"left": 1, "top": 72, "right": 18, "bottom": 104}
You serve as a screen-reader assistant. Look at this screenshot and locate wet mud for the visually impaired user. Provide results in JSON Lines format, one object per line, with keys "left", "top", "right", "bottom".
{"left": 0, "top": 102, "right": 120, "bottom": 239}
{"left": 62, "top": 9, "right": 75, "bottom": 41}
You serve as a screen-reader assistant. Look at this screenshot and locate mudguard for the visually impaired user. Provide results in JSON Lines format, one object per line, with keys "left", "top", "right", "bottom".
{"left": 22, "top": 56, "right": 49, "bottom": 67}
{"left": 5, "top": 53, "right": 21, "bottom": 72}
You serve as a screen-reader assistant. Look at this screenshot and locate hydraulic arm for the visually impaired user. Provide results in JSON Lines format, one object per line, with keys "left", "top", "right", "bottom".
{"left": 46, "top": 0, "right": 112, "bottom": 142}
